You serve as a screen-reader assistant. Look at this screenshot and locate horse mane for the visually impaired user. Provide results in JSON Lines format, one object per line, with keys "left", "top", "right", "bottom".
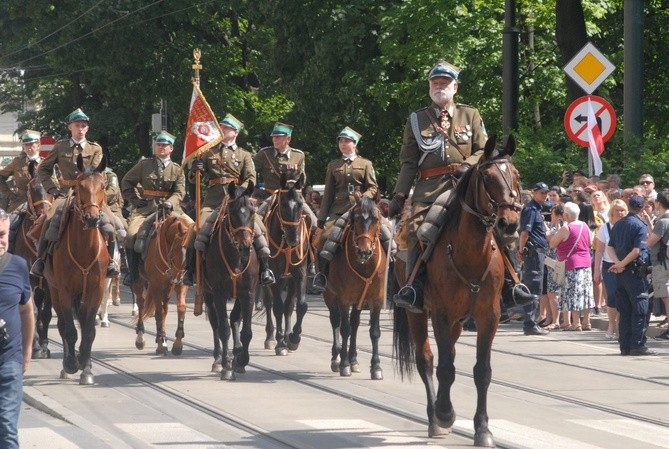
{"left": 357, "top": 196, "right": 379, "bottom": 220}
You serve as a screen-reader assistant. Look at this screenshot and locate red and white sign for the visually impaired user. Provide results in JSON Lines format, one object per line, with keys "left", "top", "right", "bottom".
{"left": 564, "top": 95, "right": 616, "bottom": 147}
{"left": 39, "top": 135, "right": 57, "bottom": 158}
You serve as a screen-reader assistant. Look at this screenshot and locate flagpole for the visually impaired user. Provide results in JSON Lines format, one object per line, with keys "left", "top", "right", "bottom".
{"left": 192, "top": 48, "right": 204, "bottom": 316}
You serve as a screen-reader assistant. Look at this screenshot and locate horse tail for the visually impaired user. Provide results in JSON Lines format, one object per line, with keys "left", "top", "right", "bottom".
{"left": 139, "top": 296, "right": 156, "bottom": 322}
{"left": 392, "top": 303, "right": 415, "bottom": 380}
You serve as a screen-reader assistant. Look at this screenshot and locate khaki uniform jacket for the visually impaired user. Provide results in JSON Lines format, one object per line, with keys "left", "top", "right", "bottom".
{"left": 190, "top": 143, "right": 256, "bottom": 209}
{"left": 38, "top": 139, "right": 104, "bottom": 196}
{"left": 253, "top": 147, "right": 305, "bottom": 192}
{"left": 104, "top": 170, "right": 123, "bottom": 215}
{"left": 394, "top": 102, "right": 487, "bottom": 204}
{"left": 318, "top": 156, "right": 378, "bottom": 223}
{"left": 121, "top": 158, "right": 185, "bottom": 216}
{"left": 0, "top": 153, "right": 42, "bottom": 213}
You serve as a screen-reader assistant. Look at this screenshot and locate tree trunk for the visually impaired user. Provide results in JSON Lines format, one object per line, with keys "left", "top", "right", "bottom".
{"left": 555, "top": 0, "right": 589, "bottom": 101}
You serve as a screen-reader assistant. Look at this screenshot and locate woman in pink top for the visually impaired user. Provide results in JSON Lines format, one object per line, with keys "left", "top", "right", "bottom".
{"left": 549, "top": 202, "right": 594, "bottom": 331}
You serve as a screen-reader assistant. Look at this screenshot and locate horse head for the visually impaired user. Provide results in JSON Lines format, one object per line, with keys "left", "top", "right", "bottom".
{"left": 226, "top": 181, "right": 256, "bottom": 252}
{"left": 163, "top": 215, "right": 192, "bottom": 284}
{"left": 74, "top": 154, "right": 107, "bottom": 229}
{"left": 351, "top": 196, "right": 380, "bottom": 263}
{"left": 277, "top": 172, "right": 305, "bottom": 247}
{"left": 26, "top": 160, "right": 51, "bottom": 216}
{"left": 468, "top": 134, "right": 522, "bottom": 244}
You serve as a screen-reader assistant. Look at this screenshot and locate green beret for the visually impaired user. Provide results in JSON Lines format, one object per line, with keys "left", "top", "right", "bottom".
{"left": 220, "top": 113, "right": 243, "bottom": 131}
{"left": 337, "top": 126, "right": 361, "bottom": 144}
{"left": 21, "top": 129, "right": 41, "bottom": 144}
{"left": 154, "top": 131, "right": 176, "bottom": 145}
{"left": 428, "top": 60, "right": 460, "bottom": 81}
{"left": 270, "top": 122, "right": 293, "bottom": 137}
{"left": 67, "top": 108, "right": 90, "bottom": 123}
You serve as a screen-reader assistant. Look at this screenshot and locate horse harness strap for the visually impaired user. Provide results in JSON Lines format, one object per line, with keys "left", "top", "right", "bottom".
{"left": 342, "top": 224, "right": 384, "bottom": 311}
{"left": 143, "top": 189, "right": 170, "bottom": 198}
{"left": 216, "top": 206, "right": 252, "bottom": 299}
{"left": 62, "top": 179, "right": 79, "bottom": 187}
{"left": 446, "top": 243, "right": 494, "bottom": 319}
{"left": 501, "top": 249, "right": 521, "bottom": 285}
{"left": 418, "top": 163, "right": 463, "bottom": 180}
{"left": 209, "top": 177, "right": 239, "bottom": 186}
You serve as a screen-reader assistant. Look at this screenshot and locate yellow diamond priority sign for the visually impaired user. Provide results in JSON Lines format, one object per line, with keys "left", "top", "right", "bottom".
{"left": 563, "top": 42, "right": 615, "bottom": 95}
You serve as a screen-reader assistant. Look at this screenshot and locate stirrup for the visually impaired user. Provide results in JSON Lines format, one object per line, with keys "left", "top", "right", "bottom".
{"left": 260, "top": 270, "right": 276, "bottom": 286}
{"left": 312, "top": 273, "right": 327, "bottom": 292}
{"left": 393, "top": 285, "right": 424, "bottom": 313}
{"left": 30, "top": 259, "right": 45, "bottom": 277}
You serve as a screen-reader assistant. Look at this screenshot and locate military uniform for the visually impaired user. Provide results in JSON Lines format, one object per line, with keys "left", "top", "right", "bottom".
{"left": 104, "top": 168, "right": 126, "bottom": 229}
{"left": 395, "top": 102, "right": 487, "bottom": 249}
{"left": 318, "top": 156, "right": 377, "bottom": 224}
{"left": 0, "top": 152, "right": 42, "bottom": 213}
{"left": 121, "top": 156, "right": 187, "bottom": 250}
{"left": 253, "top": 146, "right": 305, "bottom": 191}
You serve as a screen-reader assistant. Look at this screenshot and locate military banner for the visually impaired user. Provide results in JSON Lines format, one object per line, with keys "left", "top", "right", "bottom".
{"left": 182, "top": 81, "right": 222, "bottom": 167}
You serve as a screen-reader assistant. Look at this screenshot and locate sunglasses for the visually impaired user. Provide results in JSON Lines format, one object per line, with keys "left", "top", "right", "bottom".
{"left": 640, "top": 181, "right": 654, "bottom": 185}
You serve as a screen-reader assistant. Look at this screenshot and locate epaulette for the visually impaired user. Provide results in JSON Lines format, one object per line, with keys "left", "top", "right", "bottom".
{"left": 414, "top": 106, "right": 430, "bottom": 114}
{"left": 259, "top": 146, "right": 274, "bottom": 153}
{"left": 290, "top": 147, "right": 304, "bottom": 154}
{"left": 87, "top": 140, "right": 101, "bottom": 147}
{"left": 455, "top": 103, "right": 475, "bottom": 109}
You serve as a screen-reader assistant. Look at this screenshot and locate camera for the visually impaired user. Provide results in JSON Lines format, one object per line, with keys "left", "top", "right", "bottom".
{"left": 0, "top": 319, "right": 8, "bottom": 349}
{"left": 630, "top": 258, "right": 652, "bottom": 278}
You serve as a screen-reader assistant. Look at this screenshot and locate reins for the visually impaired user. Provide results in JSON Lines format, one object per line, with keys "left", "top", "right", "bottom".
{"left": 342, "top": 220, "right": 384, "bottom": 310}
{"left": 266, "top": 188, "right": 310, "bottom": 277}
{"left": 215, "top": 200, "right": 254, "bottom": 298}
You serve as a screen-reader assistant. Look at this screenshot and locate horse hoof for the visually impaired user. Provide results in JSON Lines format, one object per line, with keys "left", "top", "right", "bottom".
{"left": 112, "top": 298, "right": 121, "bottom": 306}
{"left": 101, "top": 321, "right": 110, "bottom": 328}
{"left": 32, "top": 349, "right": 49, "bottom": 359}
{"left": 211, "top": 363, "right": 223, "bottom": 373}
{"left": 275, "top": 347, "right": 288, "bottom": 356}
{"left": 132, "top": 309, "right": 138, "bottom": 316}
{"left": 428, "top": 422, "right": 451, "bottom": 438}
{"left": 60, "top": 370, "right": 73, "bottom": 380}
{"left": 156, "top": 347, "right": 167, "bottom": 356}
{"left": 474, "top": 431, "right": 495, "bottom": 448}
{"left": 79, "top": 373, "right": 95, "bottom": 385}
{"left": 371, "top": 368, "right": 383, "bottom": 380}
{"left": 233, "top": 364, "right": 246, "bottom": 374}
{"left": 350, "top": 362, "right": 361, "bottom": 373}
{"left": 340, "top": 366, "right": 352, "bottom": 377}
{"left": 171, "top": 345, "right": 183, "bottom": 356}
{"left": 287, "top": 334, "right": 300, "bottom": 351}
{"left": 330, "top": 360, "right": 340, "bottom": 372}
{"left": 135, "top": 339, "right": 145, "bottom": 351}
{"left": 221, "top": 370, "right": 236, "bottom": 381}
{"left": 264, "top": 339, "right": 276, "bottom": 350}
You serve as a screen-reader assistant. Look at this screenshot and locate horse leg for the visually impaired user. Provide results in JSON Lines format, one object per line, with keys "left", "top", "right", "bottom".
{"left": 368, "top": 305, "right": 383, "bottom": 380}
{"left": 215, "top": 299, "right": 234, "bottom": 381}
{"left": 471, "top": 315, "right": 499, "bottom": 448}
{"left": 33, "top": 287, "right": 52, "bottom": 359}
{"left": 338, "top": 305, "right": 352, "bottom": 377}
{"left": 205, "top": 294, "right": 222, "bottom": 372}
{"left": 262, "top": 286, "right": 276, "bottom": 350}
{"left": 98, "top": 281, "right": 110, "bottom": 328}
{"left": 348, "top": 307, "right": 361, "bottom": 373}
{"left": 134, "top": 286, "right": 146, "bottom": 350}
{"left": 112, "top": 275, "right": 121, "bottom": 306}
{"left": 272, "top": 285, "right": 288, "bottom": 356}
{"left": 325, "top": 294, "right": 341, "bottom": 372}
{"left": 52, "top": 291, "right": 79, "bottom": 377}
{"left": 154, "top": 296, "right": 168, "bottom": 356}
{"left": 76, "top": 298, "right": 98, "bottom": 385}
{"left": 432, "top": 316, "right": 462, "bottom": 436}
{"left": 287, "top": 278, "right": 308, "bottom": 351}
{"left": 171, "top": 284, "right": 187, "bottom": 356}
{"left": 231, "top": 294, "right": 253, "bottom": 373}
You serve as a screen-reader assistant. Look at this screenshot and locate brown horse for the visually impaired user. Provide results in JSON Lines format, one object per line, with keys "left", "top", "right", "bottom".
{"left": 43, "top": 155, "right": 110, "bottom": 385}
{"left": 11, "top": 161, "right": 52, "bottom": 359}
{"left": 323, "top": 196, "right": 386, "bottom": 380}
{"left": 132, "top": 211, "right": 193, "bottom": 356}
{"left": 393, "top": 135, "right": 522, "bottom": 446}
{"left": 203, "top": 182, "right": 258, "bottom": 380}
{"left": 262, "top": 173, "right": 311, "bottom": 355}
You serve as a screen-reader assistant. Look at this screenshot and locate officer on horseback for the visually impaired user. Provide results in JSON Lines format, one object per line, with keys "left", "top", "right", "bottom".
{"left": 253, "top": 122, "right": 318, "bottom": 276}
{"left": 0, "top": 130, "right": 43, "bottom": 214}
{"left": 187, "top": 113, "right": 275, "bottom": 286}
{"left": 389, "top": 61, "right": 537, "bottom": 313}
{"left": 121, "top": 131, "right": 192, "bottom": 286}
{"left": 312, "top": 127, "right": 384, "bottom": 292}
{"left": 30, "top": 109, "right": 120, "bottom": 278}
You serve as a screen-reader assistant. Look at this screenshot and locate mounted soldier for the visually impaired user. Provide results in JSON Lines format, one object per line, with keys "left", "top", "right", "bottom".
{"left": 30, "top": 109, "right": 121, "bottom": 278}
{"left": 0, "top": 130, "right": 44, "bottom": 214}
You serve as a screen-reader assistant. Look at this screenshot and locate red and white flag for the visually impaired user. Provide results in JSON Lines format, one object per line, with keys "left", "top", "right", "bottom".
{"left": 182, "top": 81, "right": 222, "bottom": 167}
{"left": 39, "top": 135, "right": 56, "bottom": 159}
{"left": 587, "top": 96, "right": 604, "bottom": 176}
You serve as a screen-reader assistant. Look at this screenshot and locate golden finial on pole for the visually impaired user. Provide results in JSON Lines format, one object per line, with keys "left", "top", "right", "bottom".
{"left": 192, "top": 48, "right": 202, "bottom": 87}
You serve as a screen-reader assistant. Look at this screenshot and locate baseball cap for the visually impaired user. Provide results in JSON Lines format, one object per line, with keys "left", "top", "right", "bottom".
{"left": 628, "top": 194, "right": 645, "bottom": 209}
{"left": 533, "top": 182, "right": 549, "bottom": 193}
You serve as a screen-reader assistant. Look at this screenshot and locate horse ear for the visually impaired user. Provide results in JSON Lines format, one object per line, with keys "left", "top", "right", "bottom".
{"left": 228, "top": 181, "right": 237, "bottom": 198}
{"left": 295, "top": 173, "right": 304, "bottom": 191}
{"left": 505, "top": 134, "right": 516, "bottom": 157}
{"left": 244, "top": 180, "right": 254, "bottom": 197}
{"left": 483, "top": 134, "right": 497, "bottom": 159}
{"left": 95, "top": 154, "right": 107, "bottom": 173}
{"left": 28, "top": 160, "right": 36, "bottom": 179}
{"left": 76, "top": 153, "right": 84, "bottom": 172}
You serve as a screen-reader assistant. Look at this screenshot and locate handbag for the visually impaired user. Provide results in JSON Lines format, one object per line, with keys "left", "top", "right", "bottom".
{"left": 545, "top": 223, "right": 584, "bottom": 285}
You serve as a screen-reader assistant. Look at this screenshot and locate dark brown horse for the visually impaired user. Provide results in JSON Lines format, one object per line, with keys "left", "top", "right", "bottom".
{"left": 393, "top": 135, "right": 522, "bottom": 446}
{"left": 323, "top": 196, "right": 386, "bottom": 379}
{"left": 133, "top": 212, "right": 193, "bottom": 355}
{"left": 262, "top": 173, "right": 311, "bottom": 355}
{"left": 43, "top": 155, "right": 110, "bottom": 385}
{"left": 203, "top": 182, "right": 258, "bottom": 380}
{"left": 11, "top": 161, "right": 52, "bottom": 359}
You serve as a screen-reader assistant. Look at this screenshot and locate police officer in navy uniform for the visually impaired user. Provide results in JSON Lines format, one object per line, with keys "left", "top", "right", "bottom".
{"left": 31, "top": 109, "right": 120, "bottom": 278}
{"left": 607, "top": 194, "right": 657, "bottom": 356}
{"left": 312, "top": 127, "right": 378, "bottom": 291}
{"left": 516, "top": 182, "right": 551, "bottom": 335}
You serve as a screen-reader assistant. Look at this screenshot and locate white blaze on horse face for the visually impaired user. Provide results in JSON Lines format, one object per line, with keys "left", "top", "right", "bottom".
{"left": 498, "top": 162, "right": 508, "bottom": 174}
{"left": 361, "top": 210, "right": 370, "bottom": 221}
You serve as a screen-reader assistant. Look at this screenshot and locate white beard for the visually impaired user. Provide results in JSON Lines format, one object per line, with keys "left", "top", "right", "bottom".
{"left": 430, "top": 90, "right": 453, "bottom": 106}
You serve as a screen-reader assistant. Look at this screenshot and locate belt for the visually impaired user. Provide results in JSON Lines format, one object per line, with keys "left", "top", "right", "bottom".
{"left": 209, "top": 177, "right": 239, "bottom": 186}
{"left": 61, "top": 179, "right": 79, "bottom": 187}
{"left": 142, "top": 189, "right": 170, "bottom": 198}
{"left": 418, "top": 163, "right": 463, "bottom": 180}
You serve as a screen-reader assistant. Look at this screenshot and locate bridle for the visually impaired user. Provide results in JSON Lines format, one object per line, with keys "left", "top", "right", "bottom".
{"left": 460, "top": 157, "right": 522, "bottom": 231}
{"left": 73, "top": 176, "right": 105, "bottom": 229}
{"left": 215, "top": 198, "right": 255, "bottom": 297}
{"left": 155, "top": 216, "right": 192, "bottom": 283}
{"left": 223, "top": 199, "right": 255, "bottom": 250}
{"left": 274, "top": 185, "right": 305, "bottom": 238}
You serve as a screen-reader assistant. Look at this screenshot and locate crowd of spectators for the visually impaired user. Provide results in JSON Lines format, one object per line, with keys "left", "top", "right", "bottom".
{"left": 518, "top": 170, "right": 668, "bottom": 349}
